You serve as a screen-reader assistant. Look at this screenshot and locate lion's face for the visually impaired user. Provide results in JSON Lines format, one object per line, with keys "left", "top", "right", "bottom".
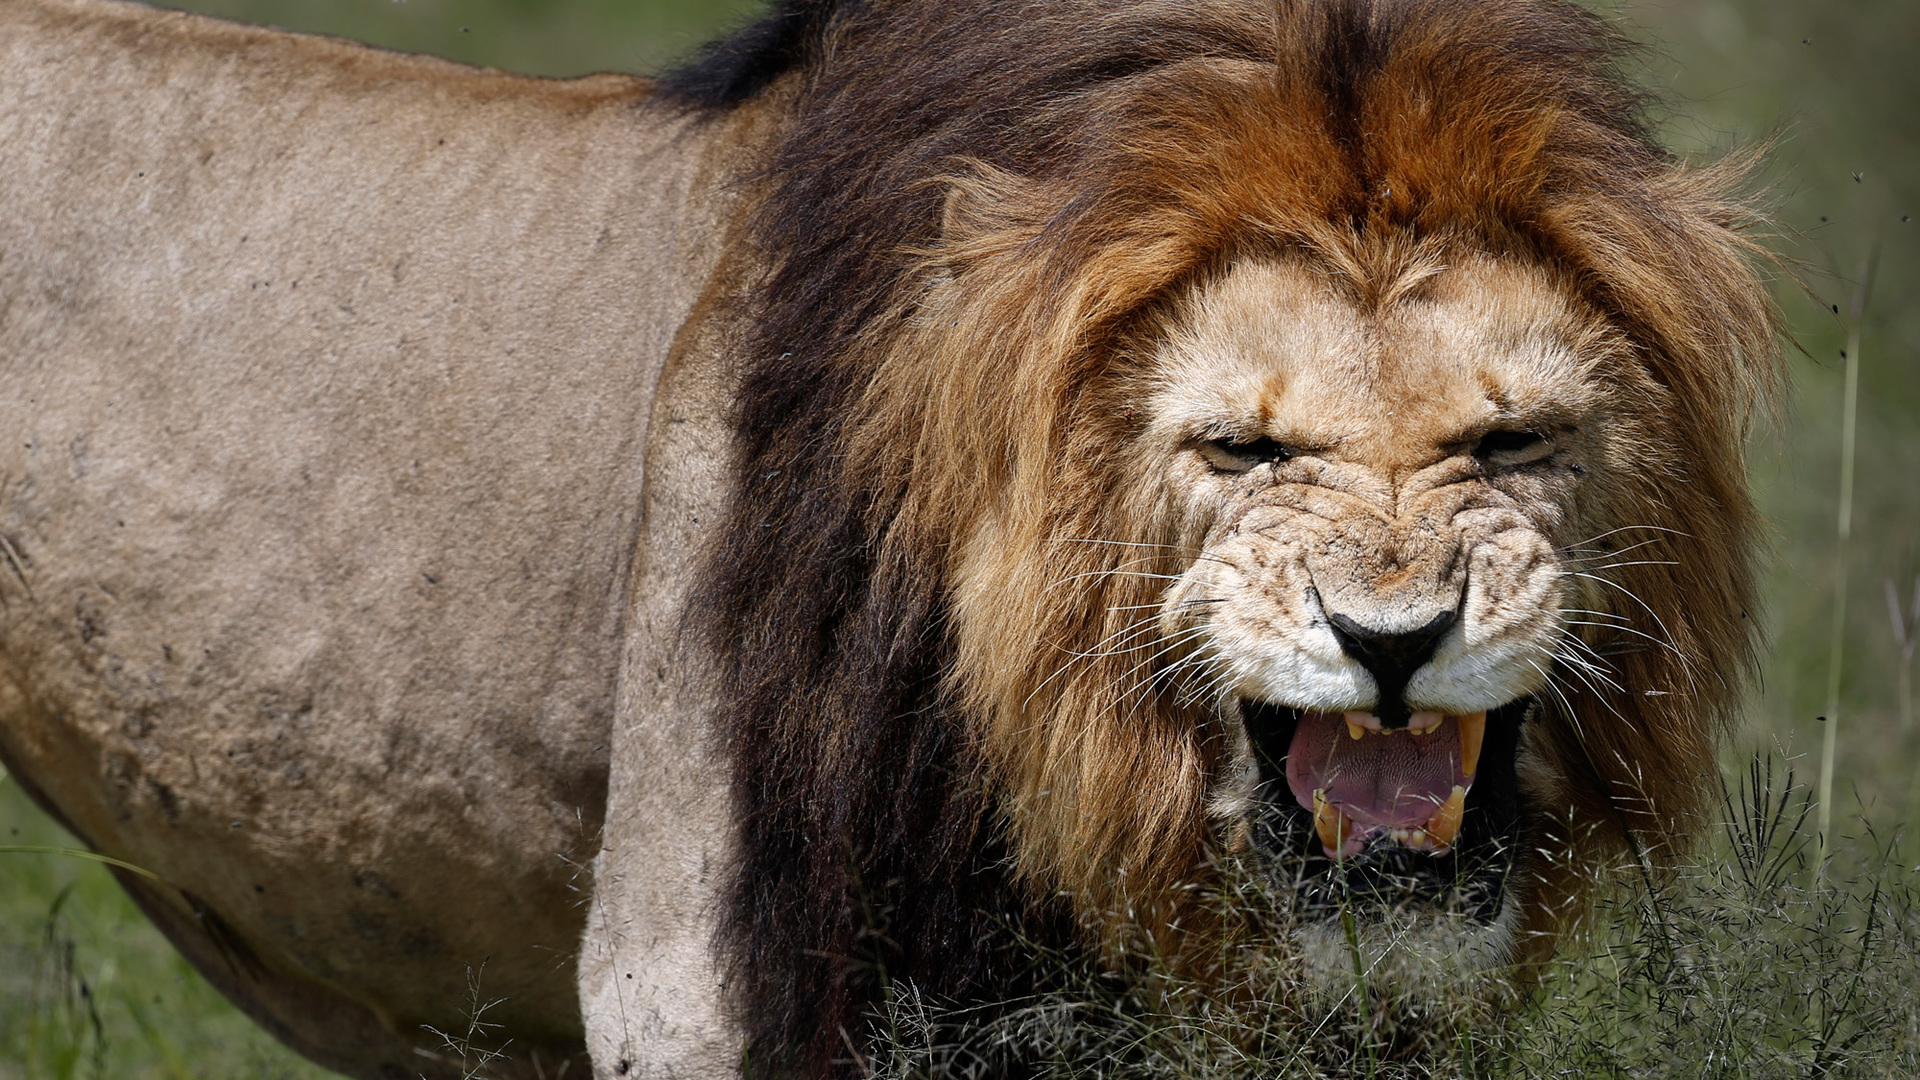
{"left": 1136, "top": 248, "right": 1627, "bottom": 929}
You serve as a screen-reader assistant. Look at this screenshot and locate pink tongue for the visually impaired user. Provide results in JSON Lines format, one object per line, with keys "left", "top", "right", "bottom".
{"left": 1284, "top": 712, "right": 1466, "bottom": 828}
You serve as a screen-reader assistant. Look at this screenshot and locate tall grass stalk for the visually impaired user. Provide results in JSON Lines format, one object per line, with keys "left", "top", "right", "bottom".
{"left": 1816, "top": 252, "right": 1875, "bottom": 872}
{"left": 0, "top": 845, "right": 165, "bottom": 883}
{"left": 1887, "top": 575, "right": 1918, "bottom": 733}
{"left": 1339, "top": 905, "right": 1378, "bottom": 1080}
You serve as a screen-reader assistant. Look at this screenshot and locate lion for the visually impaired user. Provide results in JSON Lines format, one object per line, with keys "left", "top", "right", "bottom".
{"left": 0, "top": 0, "right": 1775, "bottom": 1077}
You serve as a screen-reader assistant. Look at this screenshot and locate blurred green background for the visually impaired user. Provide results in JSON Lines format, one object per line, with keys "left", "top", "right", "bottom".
{"left": 155, "top": 0, "right": 760, "bottom": 78}
{"left": 2, "top": 0, "right": 1915, "bottom": 1076}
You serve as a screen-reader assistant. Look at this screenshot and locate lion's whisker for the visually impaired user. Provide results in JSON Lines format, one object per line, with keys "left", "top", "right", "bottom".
{"left": 1556, "top": 523, "right": 1692, "bottom": 551}
{"left": 1560, "top": 618, "right": 1688, "bottom": 664}
{"left": 1029, "top": 622, "right": 1213, "bottom": 712}
{"left": 1064, "top": 612, "right": 1180, "bottom": 660}
{"left": 1553, "top": 642, "right": 1626, "bottom": 697}
{"left": 1027, "top": 619, "right": 1169, "bottom": 706}
{"left": 1162, "top": 648, "right": 1236, "bottom": 708}
{"left": 1533, "top": 653, "right": 1639, "bottom": 730}
{"left": 1106, "top": 597, "right": 1226, "bottom": 614}
{"left": 1044, "top": 538, "right": 1236, "bottom": 572}
{"left": 1555, "top": 628, "right": 1622, "bottom": 675}
{"left": 1564, "top": 558, "right": 1681, "bottom": 573}
{"left": 1525, "top": 659, "right": 1591, "bottom": 733}
{"left": 1103, "top": 627, "right": 1216, "bottom": 708}
{"left": 1182, "top": 670, "right": 1241, "bottom": 711}
{"left": 1556, "top": 536, "right": 1673, "bottom": 562}
{"left": 1043, "top": 537, "right": 1205, "bottom": 556}
{"left": 1111, "top": 627, "right": 1213, "bottom": 687}
{"left": 1045, "top": 568, "right": 1187, "bottom": 590}
{"left": 1565, "top": 571, "right": 1690, "bottom": 673}
{"left": 1559, "top": 606, "right": 1632, "bottom": 623}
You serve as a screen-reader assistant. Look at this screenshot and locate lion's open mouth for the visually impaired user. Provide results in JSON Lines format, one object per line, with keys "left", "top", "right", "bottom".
{"left": 1285, "top": 709, "right": 1483, "bottom": 859}
{"left": 1243, "top": 699, "right": 1531, "bottom": 920}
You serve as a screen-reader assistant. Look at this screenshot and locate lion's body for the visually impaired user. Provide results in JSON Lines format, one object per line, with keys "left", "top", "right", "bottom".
{"left": 0, "top": 1, "right": 1777, "bottom": 1078}
{"left": 0, "top": 2, "right": 749, "bottom": 1073}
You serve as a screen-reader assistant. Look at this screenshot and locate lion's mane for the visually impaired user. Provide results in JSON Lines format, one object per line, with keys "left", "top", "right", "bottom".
{"left": 675, "top": 0, "right": 1775, "bottom": 1072}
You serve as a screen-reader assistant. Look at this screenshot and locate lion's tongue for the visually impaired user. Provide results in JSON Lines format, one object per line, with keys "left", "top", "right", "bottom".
{"left": 1284, "top": 711, "right": 1465, "bottom": 835}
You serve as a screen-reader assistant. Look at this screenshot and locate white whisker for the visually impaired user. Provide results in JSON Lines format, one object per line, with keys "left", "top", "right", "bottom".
{"left": 1564, "top": 572, "right": 1688, "bottom": 681}
{"left": 1557, "top": 524, "right": 1691, "bottom": 550}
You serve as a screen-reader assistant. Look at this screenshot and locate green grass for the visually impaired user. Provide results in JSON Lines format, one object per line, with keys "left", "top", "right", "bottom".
{"left": 4, "top": 0, "right": 1919, "bottom": 1076}
{"left": 0, "top": 773, "right": 340, "bottom": 1080}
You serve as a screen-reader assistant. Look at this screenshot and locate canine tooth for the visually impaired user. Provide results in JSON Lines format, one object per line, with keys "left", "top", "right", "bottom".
{"left": 1422, "top": 785, "right": 1467, "bottom": 849}
{"left": 1312, "top": 790, "right": 1348, "bottom": 857}
{"left": 1457, "top": 711, "right": 1487, "bottom": 777}
{"left": 1346, "top": 720, "right": 1365, "bottom": 740}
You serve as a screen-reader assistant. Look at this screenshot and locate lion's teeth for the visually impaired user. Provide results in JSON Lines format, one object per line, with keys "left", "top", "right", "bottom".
{"left": 1312, "top": 789, "right": 1350, "bottom": 858}
{"left": 1346, "top": 720, "right": 1366, "bottom": 740}
{"left": 1457, "top": 711, "right": 1487, "bottom": 777}
{"left": 1422, "top": 785, "right": 1467, "bottom": 850}
{"left": 1409, "top": 710, "right": 1444, "bottom": 734}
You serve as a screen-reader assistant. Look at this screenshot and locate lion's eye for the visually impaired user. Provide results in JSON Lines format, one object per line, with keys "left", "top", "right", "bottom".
{"left": 1198, "top": 437, "right": 1295, "bottom": 473}
{"left": 1473, "top": 429, "right": 1554, "bottom": 466}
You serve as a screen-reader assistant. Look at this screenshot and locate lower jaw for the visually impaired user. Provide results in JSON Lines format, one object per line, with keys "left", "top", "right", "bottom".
{"left": 1242, "top": 697, "right": 1534, "bottom": 923}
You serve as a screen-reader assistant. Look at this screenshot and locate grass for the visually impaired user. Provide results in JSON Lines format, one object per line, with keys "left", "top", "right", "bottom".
{"left": 9, "top": 753, "right": 1916, "bottom": 1078}
{"left": 0, "top": 772, "right": 340, "bottom": 1080}
{"left": 865, "top": 757, "right": 1920, "bottom": 1079}
{"left": 421, "top": 962, "right": 515, "bottom": 1080}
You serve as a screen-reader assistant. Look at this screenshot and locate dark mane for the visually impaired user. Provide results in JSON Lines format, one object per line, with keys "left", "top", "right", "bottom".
{"left": 655, "top": 0, "right": 848, "bottom": 109}
{"left": 687, "top": 1, "right": 1771, "bottom": 1077}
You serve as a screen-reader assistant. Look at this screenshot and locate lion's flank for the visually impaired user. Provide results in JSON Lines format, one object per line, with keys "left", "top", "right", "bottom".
{"left": 685, "top": 0, "right": 1776, "bottom": 1075}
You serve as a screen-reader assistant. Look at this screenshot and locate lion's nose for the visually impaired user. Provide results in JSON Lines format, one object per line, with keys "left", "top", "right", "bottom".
{"left": 1325, "top": 609, "right": 1458, "bottom": 729}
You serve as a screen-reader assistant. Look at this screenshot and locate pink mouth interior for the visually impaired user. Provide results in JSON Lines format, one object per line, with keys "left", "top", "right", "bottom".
{"left": 1284, "top": 711, "right": 1469, "bottom": 842}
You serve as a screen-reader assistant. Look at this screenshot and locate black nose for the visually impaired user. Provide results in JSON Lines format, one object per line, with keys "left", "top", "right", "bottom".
{"left": 1325, "top": 610, "right": 1458, "bottom": 729}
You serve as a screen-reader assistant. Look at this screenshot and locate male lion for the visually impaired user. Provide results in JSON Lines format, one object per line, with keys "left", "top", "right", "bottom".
{"left": 0, "top": 0, "right": 1774, "bottom": 1076}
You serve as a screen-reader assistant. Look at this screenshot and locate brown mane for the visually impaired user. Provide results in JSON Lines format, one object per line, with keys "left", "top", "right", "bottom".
{"left": 686, "top": 0, "right": 1776, "bottom": 1073}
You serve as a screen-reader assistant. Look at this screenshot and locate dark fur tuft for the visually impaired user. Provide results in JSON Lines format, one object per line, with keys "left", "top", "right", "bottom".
{"left": 654, "top": 0, "right": 849, "bottom": 108}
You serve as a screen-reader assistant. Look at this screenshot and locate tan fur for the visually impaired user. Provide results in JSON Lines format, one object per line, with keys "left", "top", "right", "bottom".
{"left": 0, "top": 1, "right": 762, "bottom": 1075}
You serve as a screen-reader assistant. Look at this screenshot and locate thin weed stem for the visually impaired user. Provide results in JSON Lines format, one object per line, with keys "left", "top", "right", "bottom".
{"left": 1886, "top": 575, "right": 1918, "bottom": 734}
{"left": 1341, "top": 904, "right": 1378, "bottom": 1080}
{"left": 1818, "top": 248, "right": 1876, "bottom": 875}
{"left": 1818, "top": 251, "right": 1879, "bottom": 876}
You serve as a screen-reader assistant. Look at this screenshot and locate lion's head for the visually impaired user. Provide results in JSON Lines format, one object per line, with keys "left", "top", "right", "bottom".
{"left": 681, "top": 0, "right": 1775, "bottom": 1071}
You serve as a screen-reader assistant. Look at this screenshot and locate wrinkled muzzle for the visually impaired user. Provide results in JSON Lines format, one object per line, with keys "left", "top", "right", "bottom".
{"left": 1189, "top": 505, "right": 1561, "bottom": 923}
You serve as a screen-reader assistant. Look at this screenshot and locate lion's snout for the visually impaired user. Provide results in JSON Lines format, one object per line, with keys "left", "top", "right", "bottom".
{"left": 1324, "top": 608, "right": 1459, "bottom": 730}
